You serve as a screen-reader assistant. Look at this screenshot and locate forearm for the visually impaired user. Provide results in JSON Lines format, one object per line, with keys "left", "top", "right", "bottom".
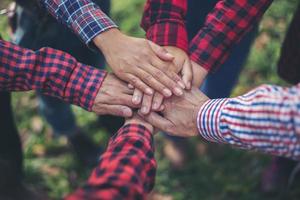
{"left": 65, "top": 124, "right": 156, "bottom": 200}
{"left": 39, "top": 0, "right": 117, "bottom": 44}
{"left": 141, "top": 0, "right": 189, "bottom": 52}
{"left": 198, "top": 84, "right": 300, "bottom": 160}
{"left": 189, "top": 0, "right": 273, "bottom": 71}
{"left": 0, "top": 39, "right": 106, "bottom": 111}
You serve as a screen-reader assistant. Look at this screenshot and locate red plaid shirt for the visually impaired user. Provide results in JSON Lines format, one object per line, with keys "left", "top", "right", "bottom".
{"left": 141, "top": 0, "right": 273, "bottom": 72}
{"left": 65, "top": 124, "right": 156, "bottom": 200}
{"left": 0, "top": 39, "right": 106, "bottom": 111}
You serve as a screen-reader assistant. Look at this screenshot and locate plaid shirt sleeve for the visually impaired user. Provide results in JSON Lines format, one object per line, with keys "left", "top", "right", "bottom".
{"left": 65, "top": 124, "right": 156, "bottom": 200}
{"left": 197, "top": 84, "right": 300, "bottom": 160}
{"left": 0, "top": 39, "right": 106, "bottom": 111}
{"left": 141, "top": 0, "right": 189, "bottom": 52}
{"left": 40, "top": 0, "right": 118, "bottom": 44}
{"left": 142, "top": 0, "right": 273, "bottom": 72}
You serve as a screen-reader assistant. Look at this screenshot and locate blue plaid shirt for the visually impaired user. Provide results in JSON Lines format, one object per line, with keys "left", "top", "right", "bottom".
{"left": 40, "top": 0, "right": 118, "bottom": 44}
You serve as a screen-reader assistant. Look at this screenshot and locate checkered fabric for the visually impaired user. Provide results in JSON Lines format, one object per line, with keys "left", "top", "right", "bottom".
{"left": 65, "top": 124, "right": 156, "bottom": 200}
{"left": 40, "top": 0, "right": 118, "bottom": 44}
{"left": 0, "top": 39, "right": 106, "bottom": 111}
{"left": 142, "top": 0, "right": 273, "bottom": 72}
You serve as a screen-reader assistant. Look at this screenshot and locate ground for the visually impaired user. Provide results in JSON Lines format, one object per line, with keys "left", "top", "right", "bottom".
{"left": 0, "top": 0, "right": 299, "bottom": 199}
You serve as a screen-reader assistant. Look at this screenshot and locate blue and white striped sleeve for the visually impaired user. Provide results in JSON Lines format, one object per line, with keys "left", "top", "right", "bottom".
{"left": 197, "top": 83, "right": 300, "bottom": 160}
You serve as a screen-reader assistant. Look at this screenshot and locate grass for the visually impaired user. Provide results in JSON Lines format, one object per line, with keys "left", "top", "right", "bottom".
{"left": 0, "top": 0, "right": 300, "bottom": 199}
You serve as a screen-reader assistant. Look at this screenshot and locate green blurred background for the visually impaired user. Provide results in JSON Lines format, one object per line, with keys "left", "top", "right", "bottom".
{"left": 0, "top": 0, "right": 299, "bottom": 199}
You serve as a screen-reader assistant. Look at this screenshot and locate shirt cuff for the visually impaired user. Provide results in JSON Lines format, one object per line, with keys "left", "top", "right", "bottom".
{"left": 64, "top": 63, "right": 107, "bottom": 111}
{"left": 189, "top": 30, "right": 229, "bottom": 72}
{"left": 146, "top": 21, "right": 188, "bottom": 52}
{"left": 70, "top": 2, "right": 118, "bottom": 45}
{"left": 111, "top": 124, "right": 154, "bottom": 148}
{"left": 197, "top": 99, "right": 229, "bottom": 143}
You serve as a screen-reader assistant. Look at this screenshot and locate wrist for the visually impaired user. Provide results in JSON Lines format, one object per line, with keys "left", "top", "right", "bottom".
{"left": 93, "top": 28, "right": 122, "bottom": 53}
{"left": 125, "top": 118, "right": 154, "bottom": 133}
{"left": 191, "top": 61, "right": 208, "bottom": 87}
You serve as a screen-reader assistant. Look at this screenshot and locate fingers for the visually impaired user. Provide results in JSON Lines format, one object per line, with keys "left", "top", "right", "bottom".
{"left": 141, "top": 63, "right": 184, "bottom": 97}
{"left": 151, "top": 58, "right": 186, "bottom": 89}
{"left": 114, "top": 93, "right": 140, "bottom": 108}
{"left": 138, "top": 111, "right": 174, "bottom": 133}
{"left": 134, "top": 67, "right": 174, "bottom": 97}
{"left": 132, "top": 88, "right": 143, "bottom": 105}
{"left": 128, "top": 83, "right": 134, "bottom": 89}
{"left": 140, "top": 94, "right": 153, "bottom": 115}
{"left": 181, "top": 59, "right": 193, "bottom": 89}
{"left": 100, "top": 104, "right": 133, "bottom": 117}
{"left": 125, "top": 74, "right": 153, "bottom": 96}
{"left": 152, "top": 92, "right": 164, "bottom": 111}
{"left": 147, "top": 40, "right": 174, "bottom": 61}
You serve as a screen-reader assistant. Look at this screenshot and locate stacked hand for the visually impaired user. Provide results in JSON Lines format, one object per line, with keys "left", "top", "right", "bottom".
{"left": 91, "top": 29, "right": 210, "bottom": 137}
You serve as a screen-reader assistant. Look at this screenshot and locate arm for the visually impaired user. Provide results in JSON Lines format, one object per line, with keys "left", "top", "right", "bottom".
{"left": 198, "top": 84, "right": 300, "bottom": 160}
{"left": 65, "top": 123, "right": 156, "bottom": 200}
{"left": 189, "top": 0, "right": 273, "bottom": 71}
{"left": 40, "top": 0, "right": 185, "bottom": 99}
{"left": 142, "top": 83, "right": 300, "bottom": 160}
{"left": 39, "top": 0, "right": 117, "bottom": 44}
{"left": 142, "top": 0, "right": 273, "bottom": 72}
{"left": 0, "top": 39, "right": 137, "bottom": 117}
{"left": 141, "top": 0, "right": 188, "bottom": 52}
{"left": 0, "top": 39, "right": 105, "bottom": 111}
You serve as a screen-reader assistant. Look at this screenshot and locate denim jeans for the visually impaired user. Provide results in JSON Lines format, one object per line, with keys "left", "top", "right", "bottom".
{"left": 13, "top": 0, "right": 110, "bottom": 136}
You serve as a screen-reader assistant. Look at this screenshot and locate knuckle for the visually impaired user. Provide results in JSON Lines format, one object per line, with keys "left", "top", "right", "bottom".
{"left": 144, "top": 74, "right": 153, "bottom": 82}
{"left": 131, "top": 77, "right": 138, "bottom": 84}
{"left": 153, "top": 70, "right": 163, "bottom": 79}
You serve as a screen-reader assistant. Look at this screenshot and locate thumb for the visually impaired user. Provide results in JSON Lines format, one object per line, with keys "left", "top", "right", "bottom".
{"left": 147, "top": 40, "right": 174, "bottom": 61}
{"left": 181, "top": 59, "right": 193, "bottom": 89}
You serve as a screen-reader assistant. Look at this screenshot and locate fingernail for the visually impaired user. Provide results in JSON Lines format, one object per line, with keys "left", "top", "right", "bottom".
{"left": 124, "top": 108, "right": 132, "bottom": 117}
{"left": 145, "top": 88, "right": 153, "bottom": 95}
{"left": 187, "top": 82, "right": 192, "bottom": 89}
{"left": 163, "top": 88, "right": 172, "bottom": 97}
{"left": 133, "top": 96, "right": 140, "bottom": 104}
{"left": 152, "top": 102, "right": 159, "bottom": 110}
{"left": 159, "top": 105, "right": 165, "bottom": 111}
{"left": 178, "top": 81, "right": 186, "bottom": 89}
{"left": 141, "top": 106, "right": 148, "bottom": 114}
{"left": 174, "top": 87, "right": 183, "bottom": 96}
{"left": 166, "top": 53, "right": 174, "bottom": 58}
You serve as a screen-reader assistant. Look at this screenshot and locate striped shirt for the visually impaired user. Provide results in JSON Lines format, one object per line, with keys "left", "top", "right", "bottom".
{"left": 197, "top": 84, "right": 300, "bottom": 160}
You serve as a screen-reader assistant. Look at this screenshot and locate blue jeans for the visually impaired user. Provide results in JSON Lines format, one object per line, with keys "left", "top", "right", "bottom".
{"left": 165, "top": 0, "right": 257, "bottom": 140}
{"left": 13, "top": 0, "right": 110, "bottom": 136}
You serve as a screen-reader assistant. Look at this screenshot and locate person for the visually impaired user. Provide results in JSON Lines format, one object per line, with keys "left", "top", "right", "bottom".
{"left": 140, "top": 0, "right": 297, "bottom": 192}
{"left": 10, "top": 0, "right": 114, "bottom": 165}
{"left": 136, "top": 0, "right": 259, "bottom": 169}
{"left": 0, "top": 35, "right": 136, "bottom": 198}
{"left": 65, "top": 115, "right": 156, "bottom": 200}
{"left": 142, "top": 81, "right": 300, "bottom": 160}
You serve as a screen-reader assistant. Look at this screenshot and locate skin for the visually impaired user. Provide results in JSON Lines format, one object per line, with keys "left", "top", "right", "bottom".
{"left": 133, "top": 46, "right": 194, "bottom": 115}
{"left": 135, "top": 47, "right": 208, "bottom": 116}
{"left": 139, "top": 87, "right": 209, "bottom": 137}
{"left": 92, "top": 73, "right": 139, "bottom": 117}
{"left": 93, "top": 29, "right": 186, "bottom": 98}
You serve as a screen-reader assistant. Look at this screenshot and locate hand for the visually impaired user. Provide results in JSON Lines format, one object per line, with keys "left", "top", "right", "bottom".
{"left": 191, "top": 61, "right": 208, "bottom": 88}
{"left": 93, "top": 29, "right": 185, "bottom": 98}
{"left": 92, "top": 73, "right": 138, "bottom": 117}
{"left": 133, "top": 46, "right": 193, "bottom": 115}
{"left": 139, "top": 87, "right": 209, "bottom": 137}
{"left": 125, "top": 114, "right": 154, "bottom": 133}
